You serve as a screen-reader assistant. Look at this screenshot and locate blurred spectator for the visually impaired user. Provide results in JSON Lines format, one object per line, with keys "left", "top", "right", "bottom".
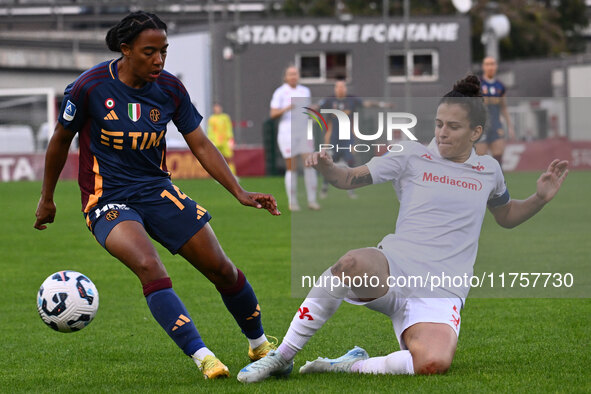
{"left": 207, "top": 103, "right": 236, "bottom": 176}
{"left": 476, "top": 56, "right": 515, "bottom": 169}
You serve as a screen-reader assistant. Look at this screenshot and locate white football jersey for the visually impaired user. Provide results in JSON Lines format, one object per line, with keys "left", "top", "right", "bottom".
{"left": 366, "top": 139, "right": 510, "bottom": 298}
{"left": 270, "top": 83, "right": 311, "bottom": 137}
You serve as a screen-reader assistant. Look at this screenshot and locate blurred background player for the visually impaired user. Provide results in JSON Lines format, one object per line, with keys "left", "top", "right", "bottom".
{"left": 207, "top": 103, "right": 236, "bottom": 177}
{"left": 236, "top": 75, "right": 568, "bottom": 383}
{"left": 476, "top": 56, "right": 515, "bottom": 168}
{"left": 270, "top": 65, "right": 319, "bottom": 211}
{"left": 317, "top": 79, "right": 362, "bottom": 200}
{"left": 34, "top": 11, "right": 280, "bottom": 380}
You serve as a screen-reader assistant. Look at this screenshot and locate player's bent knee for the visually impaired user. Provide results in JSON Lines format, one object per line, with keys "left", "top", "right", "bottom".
{"left": 218, "top": 259, "right": 237, "bottom": 281}
{"left": 136, "top": 255, "right": 160, "bottom": 270}
{"left": 331, "top": 252, "right": 359, "bottom": 277}
{"left": 206, "top": 258, "right": 237, "bottom": 287}
{"left": 130, "top": 255, "right": 167, "bottom": 282}
{"left": 413, "top": 355, "right": 452, "bottom": 375}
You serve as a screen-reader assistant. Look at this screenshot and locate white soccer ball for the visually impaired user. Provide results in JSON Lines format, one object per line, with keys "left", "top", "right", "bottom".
{"left": 37, "top": 271, "right": 99, "bottom": 333}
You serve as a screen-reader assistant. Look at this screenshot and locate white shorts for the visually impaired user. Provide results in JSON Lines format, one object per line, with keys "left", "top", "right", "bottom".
{"left": 277, "top": 124, "right": 314, "bottom": 159}
{"left": 346, "top": 294, "right": 462, "bottom": 350}
{"left": 344, "top": 248, "right": 463, "bottom": 350}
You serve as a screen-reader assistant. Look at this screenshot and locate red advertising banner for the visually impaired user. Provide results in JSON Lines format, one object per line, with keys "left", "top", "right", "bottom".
{"left": 503, "top": 138, "right": 591, "bottom": 171}
{"left": 0, "top": 152, "right": 78, "bottom": 182}
{"left": 1, "top": 140, "right": 588, "bottom": 183}
{"left": 165, "top": 147, "right": 265, "bottom": 179}
{"left": 0, "top": 147, "right": 266, "bottom": 182}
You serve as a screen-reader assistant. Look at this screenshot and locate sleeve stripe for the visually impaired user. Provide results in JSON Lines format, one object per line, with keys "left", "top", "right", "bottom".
{"left": 71, "top": 68, "right": 108, "bottom": 100}
{"left": 158, "top": 73, "right": 188, "bottom": 95}
{"left": 161, "top": 88, "right": 180, "bottom": 107}
{"left": 157, "top": 79, "right": 187, "bottom": 97}
{"left": 487, "top": 189, "right": 510, "bottom": 207}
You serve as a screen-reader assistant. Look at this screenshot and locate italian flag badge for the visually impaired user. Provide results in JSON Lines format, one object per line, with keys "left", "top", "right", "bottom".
{"left": 128, "top": 103, "right": 141, "bottom": 122}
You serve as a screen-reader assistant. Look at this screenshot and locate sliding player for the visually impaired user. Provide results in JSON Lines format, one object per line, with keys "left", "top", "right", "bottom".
{"left": 237, "top": 75, "right": 568, "bottom": 382}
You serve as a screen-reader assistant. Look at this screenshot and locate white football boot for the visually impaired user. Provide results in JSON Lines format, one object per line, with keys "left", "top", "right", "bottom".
{"left": 237, "top": 350, "right": 294, "bottom": 383}
{"left": 299, "top": 346, "right": 369, "bottom": 374}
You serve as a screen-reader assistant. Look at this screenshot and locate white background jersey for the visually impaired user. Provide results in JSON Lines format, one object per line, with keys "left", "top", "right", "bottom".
{"left": 270, "top": 83, "right": 311, "bottom": 136}
{"left": 366, "top": 139, "right": 509, "bottom": 298}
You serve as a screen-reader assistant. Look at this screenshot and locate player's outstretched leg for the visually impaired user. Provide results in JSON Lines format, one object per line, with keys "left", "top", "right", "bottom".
{"left": 237, "top": 248, "right": 388, "bottom": 383}
{"left": 237, "top": 267, "right": 350, "bottom": 383}
{"left": 216, "top": 268, "right": 276, "bottom": 360}
{"left": 300, "top": 347, "right": 414, "bottom": 375}
{"left": 179, "top": 224, "right": 276, "bottom": 362}
{"left": 144, "top": 277, "right": 229, "bottom": 379}
{"left": 349, "top": 350, "right": 414, "bottom": 375}
{"left": 105, "top": 221, "right": 229, "bottom": 380}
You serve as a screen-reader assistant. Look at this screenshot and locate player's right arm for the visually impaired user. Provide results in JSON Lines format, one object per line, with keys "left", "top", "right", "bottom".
{"left": 269, "top": 87, "right": 293, "bottom": 119}
{"left": 305, "top": 151, "right": 372, "bottom": 190}
{"left": 269, "top": 105, "right": 293, "bottom": 119}
{"left": 489, "top": 159, "right": 568, "bottom": 228}
{"left": 34, "top": 123, "right": 76, "bottom": 230}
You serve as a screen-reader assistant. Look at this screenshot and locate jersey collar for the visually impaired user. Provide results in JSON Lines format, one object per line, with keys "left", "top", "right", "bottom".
{"left": 427, "top": 138, "right": 480, "bottom": 166}
{"left": 284, "top": 82, "right": 300, "bottom": 90}
{"left": 108, "top": 58, "right": 119, "bottom": 80}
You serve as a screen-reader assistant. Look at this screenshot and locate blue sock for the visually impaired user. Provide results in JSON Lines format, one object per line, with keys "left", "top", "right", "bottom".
{"left": 143, "top": 278, "right": 206, "bottom": 356}
{"left": 217, "top": 269, "right": 264, "bottom": 339}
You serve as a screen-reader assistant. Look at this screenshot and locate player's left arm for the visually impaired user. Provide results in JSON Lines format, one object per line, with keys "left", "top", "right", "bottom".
{"left": 489, "top": 159, "right": 568, "bottom": 228}
{"left": 500, "top": 95, "right": 515, "bottom": 140}
{"left": 183, "top": 126, "right": 280, "bottom": 215}
{"left": 305, "top": 150, "right": 372, "bottom": 189}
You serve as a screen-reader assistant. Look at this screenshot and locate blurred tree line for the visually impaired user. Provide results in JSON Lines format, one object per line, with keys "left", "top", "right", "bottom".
{"left": 275, "top": 0, "right": 588, "bottom": 61}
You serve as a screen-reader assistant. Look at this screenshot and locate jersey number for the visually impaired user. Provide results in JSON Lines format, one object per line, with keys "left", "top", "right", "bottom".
{"left": 160, "top": 185, "right": 188, "bottom": 210}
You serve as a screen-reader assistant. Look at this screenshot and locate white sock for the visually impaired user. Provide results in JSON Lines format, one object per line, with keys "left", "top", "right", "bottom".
{"left": 191, "top": 347, "right": 215, "bottom": 368}
{"left": 285, "top": 170, "right": 297, "bottom": 206}
{"left": 278, "top": 268, "right": 349, "bottom": 361}
{"left": 351, "top": 350, "right": 414, "bottom": 375}
{"left": 304, "top": 167, "right": 318, "bottom": 204}
{"left": 248, "top": 333, "right": 268, "bottom": 350}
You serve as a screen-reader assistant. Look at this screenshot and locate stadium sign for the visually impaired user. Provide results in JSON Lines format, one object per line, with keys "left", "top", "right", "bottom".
{"left": 236, "top": 22, "right": 460, "bottom": 45}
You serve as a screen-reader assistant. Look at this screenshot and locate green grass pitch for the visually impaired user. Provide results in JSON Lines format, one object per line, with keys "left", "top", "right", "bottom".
{"left": 0, "top": 172, "right": 589, "bottom": 393}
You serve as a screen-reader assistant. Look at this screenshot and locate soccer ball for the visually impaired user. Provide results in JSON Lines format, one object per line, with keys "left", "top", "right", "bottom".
{"left": 37, "top": 271, "right": 99, "bottom": 333}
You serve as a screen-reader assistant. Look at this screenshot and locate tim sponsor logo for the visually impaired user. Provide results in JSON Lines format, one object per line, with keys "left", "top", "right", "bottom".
{"left": 100, "top": 129, "right": 165, "bottom": 151}
{"left": 422, "top": 172, "right": 482, "bottom": 191}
